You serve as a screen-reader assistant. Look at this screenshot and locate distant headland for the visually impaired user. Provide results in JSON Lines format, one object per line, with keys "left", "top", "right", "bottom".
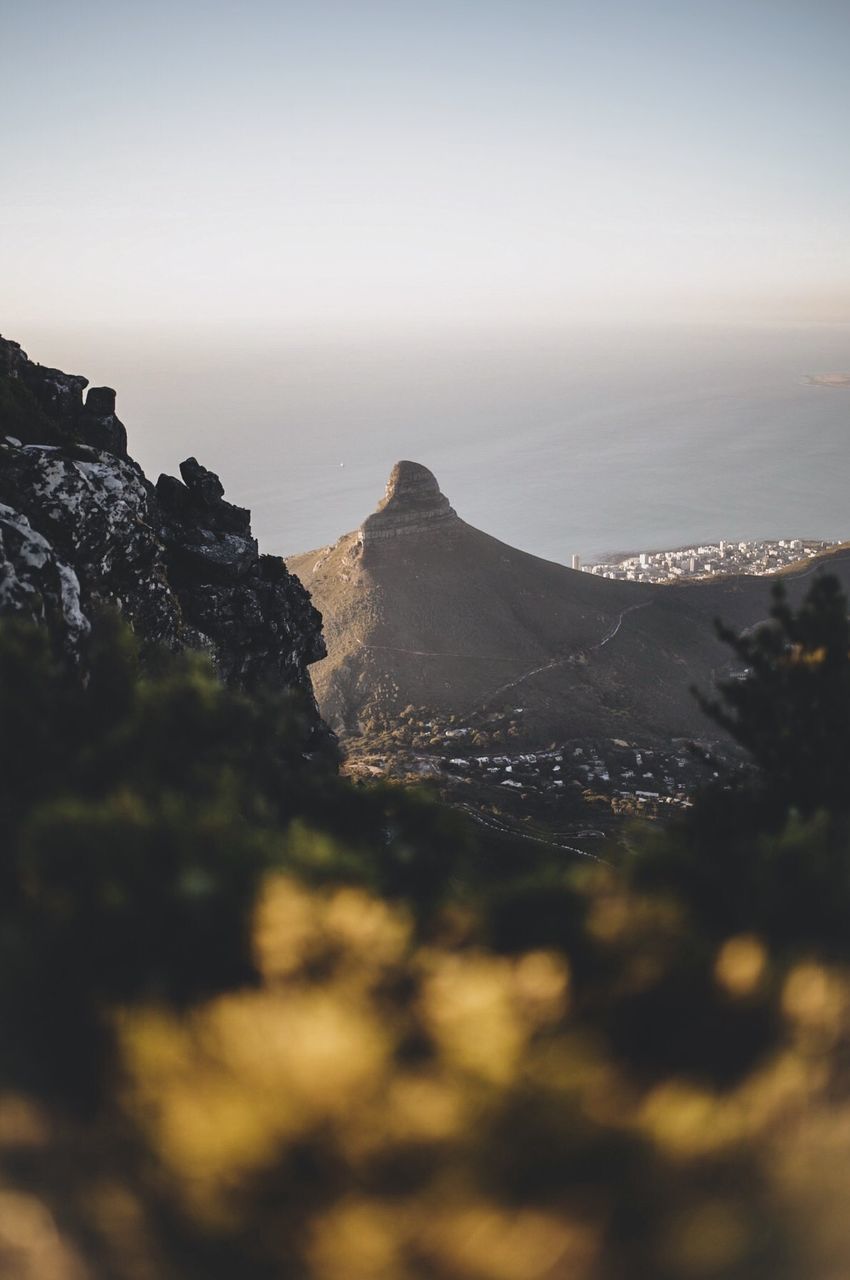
{"left": 805, "top": 372, "right": 850, "bottom": 388}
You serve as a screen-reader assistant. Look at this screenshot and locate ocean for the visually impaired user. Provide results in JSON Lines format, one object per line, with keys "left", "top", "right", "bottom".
{"left": 18, "top": 322, "right": 850, "bottom": 565}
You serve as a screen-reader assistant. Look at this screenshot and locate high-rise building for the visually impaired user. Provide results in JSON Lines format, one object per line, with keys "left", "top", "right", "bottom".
{"left": 571, "top": 554, "right": 581, "bottom": 571}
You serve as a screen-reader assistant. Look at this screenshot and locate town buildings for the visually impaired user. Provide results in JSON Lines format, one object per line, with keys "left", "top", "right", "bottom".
{"left": 583, "top": 538, "right": 837, "bottom": 584}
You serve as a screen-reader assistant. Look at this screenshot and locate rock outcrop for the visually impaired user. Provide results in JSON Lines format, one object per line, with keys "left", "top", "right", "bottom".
{"left": 360, "top": 461, "right": 458, "bottom": 546}
{"left": 155, "top": 455, "right": 325, "bottom": 691}
{"left": 0, "top": 335, "right": 128, "bottom": 457}
{"left": 0, "top": 334, "right": 328, "bottom": 738}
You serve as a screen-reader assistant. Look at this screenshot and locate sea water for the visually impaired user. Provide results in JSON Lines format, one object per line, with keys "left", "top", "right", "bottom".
{"left": 18, "top": 322, "right": 850, "bottom": 565}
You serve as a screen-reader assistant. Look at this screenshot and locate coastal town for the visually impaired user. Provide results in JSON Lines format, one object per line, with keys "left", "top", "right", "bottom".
{"left": 436, "top": 735, "right": 719, "bottom": 818}
{"left": 343, "top": 720, "right": 732, "bottom": 866}
{"left": 579, "top": 537, "right": 839, "bottom": 584}
{"left": 346, "top": 706, "right": 727, "bottom": 831}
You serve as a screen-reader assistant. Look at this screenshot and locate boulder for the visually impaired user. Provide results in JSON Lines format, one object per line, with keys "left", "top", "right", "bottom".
{"left": 80, "top": 386, "right": 128, "bottom": 457}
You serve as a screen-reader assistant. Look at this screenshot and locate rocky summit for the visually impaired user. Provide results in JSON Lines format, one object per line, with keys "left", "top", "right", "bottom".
{"left": 360, "top": 460, "right": 458, "bottom": 545}
{"left": 0, "top": 335, "right": 327, "bottom": 741}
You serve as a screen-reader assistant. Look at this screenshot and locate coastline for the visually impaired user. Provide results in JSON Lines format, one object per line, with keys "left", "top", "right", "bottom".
{"left": 596, "top": 537, "right": 838, "bottom": 565}
{"left": 804, "top": 373, "right": 850, "bottom": 389}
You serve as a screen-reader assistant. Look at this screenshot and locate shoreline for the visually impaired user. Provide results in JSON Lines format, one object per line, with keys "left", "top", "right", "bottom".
{"left": 804, "top": 373, "right": 850, "bottom": 389}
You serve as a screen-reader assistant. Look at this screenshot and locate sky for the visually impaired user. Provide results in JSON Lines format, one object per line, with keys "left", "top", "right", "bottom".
{"left": 3, "top": 0, "right": 850, "bottom": 337}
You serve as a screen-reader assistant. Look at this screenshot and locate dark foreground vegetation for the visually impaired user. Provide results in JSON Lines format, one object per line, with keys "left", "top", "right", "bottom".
{"left": 1, "top": 577, "right": 850, "bottom": 1279}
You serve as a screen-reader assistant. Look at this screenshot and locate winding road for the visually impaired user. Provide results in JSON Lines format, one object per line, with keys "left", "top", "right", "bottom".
{"left": 479, "top": 597, "right": 655, "bottom": 710}
{"left": 354, "top": 595, "right": 657, "bottom": 719}
{"left": 590, "top": 599, "right": 654, "bottom": 650}
{"left": 354, "top": 636, "right": 519, "bottom": 662}
{"left": 455, "top": 802, "right": 613, "bottom": 865}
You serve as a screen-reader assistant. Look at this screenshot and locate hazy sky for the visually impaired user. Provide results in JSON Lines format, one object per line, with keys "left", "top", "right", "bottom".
{"left": 3, "top": 0, "right": 849, "bottom": 335}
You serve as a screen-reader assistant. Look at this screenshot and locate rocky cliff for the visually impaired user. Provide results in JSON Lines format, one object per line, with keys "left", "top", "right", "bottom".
{"left": 0, "top": 335, "right": 328, "bottom": 743}
{"left": 360, "top": 460, "right": 459, "bottom": 546}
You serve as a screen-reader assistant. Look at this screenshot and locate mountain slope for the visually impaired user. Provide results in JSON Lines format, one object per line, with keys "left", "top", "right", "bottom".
{"left": 289, "top": 462, "right": 649, "bottom": 734}
{"left": 290, "top": 461, "right": 850, "bottom": 746}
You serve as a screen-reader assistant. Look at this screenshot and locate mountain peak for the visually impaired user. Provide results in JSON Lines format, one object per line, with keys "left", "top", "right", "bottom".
{"left": 361, "top": 460, "right": 458, "bottom": 543}
{"left": 382, "top": 460, "right": 442, "bottom": 503}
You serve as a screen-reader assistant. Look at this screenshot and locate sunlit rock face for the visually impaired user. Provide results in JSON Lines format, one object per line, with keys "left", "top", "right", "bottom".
{"left": 0, "top": 500, "right": 88, "bottom": 646}
{"left": 360, "top": 461, "right": 459, "bottom": 544}
{"left": 0, "top": 334, "right": 327, "bottom": 724}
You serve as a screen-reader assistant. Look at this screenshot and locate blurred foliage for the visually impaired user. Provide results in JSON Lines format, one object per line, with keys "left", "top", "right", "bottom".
{"left": 0, "top": 578, "right": 850, "bottom": 1278}
{"left": 0, "top": 615, "right": 469, "bottom": 1099}
{"left": 698, "top": 573, "right": 850, "bottom": 819}
{"left": 634, "top": 574, "right": 850, "bottom": 959}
